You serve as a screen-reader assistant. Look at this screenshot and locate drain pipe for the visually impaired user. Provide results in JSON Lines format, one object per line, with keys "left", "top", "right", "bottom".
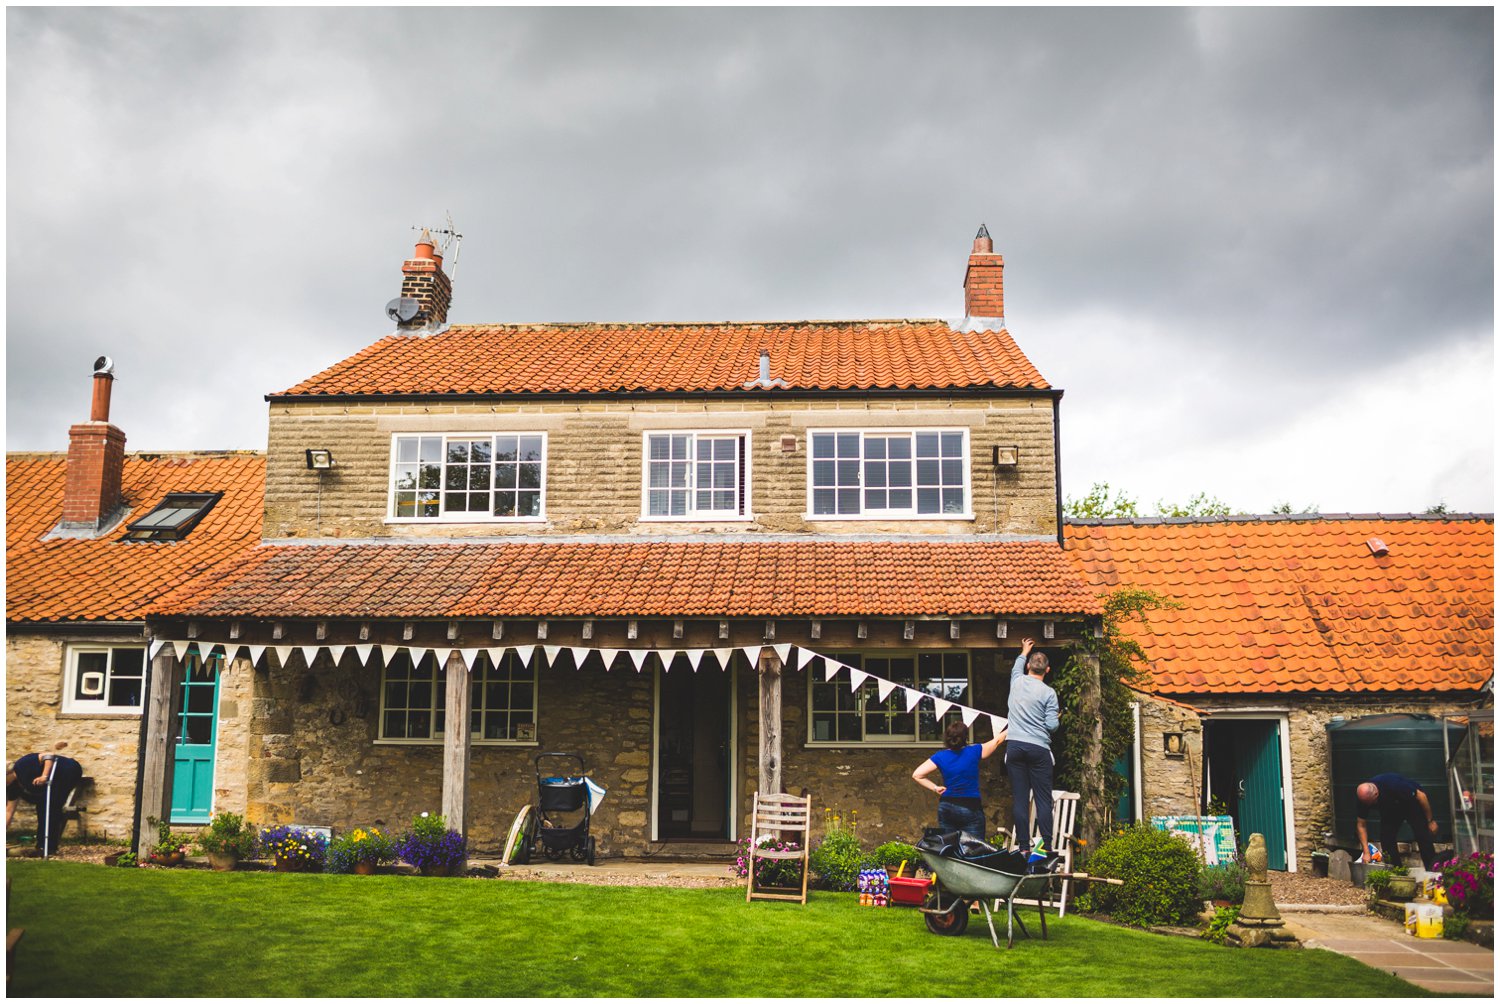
{"left": 1052, "top": 391, "right": 1065, "bottom": 547}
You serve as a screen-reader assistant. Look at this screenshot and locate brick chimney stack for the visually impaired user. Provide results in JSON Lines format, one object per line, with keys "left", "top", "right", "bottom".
{"left": 62, "top": 357, "right": 127, "bottom": 532}
{"left": 398, "top": 228, "right": 453, "bottom": 332}
{"left": 963, "top": 224, "right": 1004, "bottom": 325}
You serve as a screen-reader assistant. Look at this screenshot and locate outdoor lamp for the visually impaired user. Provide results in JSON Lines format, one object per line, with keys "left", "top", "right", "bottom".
{"left": 305, "top": 449, "right": 335, "bottom": 470}
{"left": 992, "top": 445, "right": 1019, "bottom": 467}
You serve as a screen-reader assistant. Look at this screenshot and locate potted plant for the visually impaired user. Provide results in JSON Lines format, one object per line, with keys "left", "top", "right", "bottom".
{"left": 146, "top": 817, "right": 190, "bottom": 866}
{"left": 196, "top": 811, "right": 256, "bottom": 871}
{"left": 328, "top": 826, "right": 396, "bottom": 875}
{"left": 259, "top": 824, "right": 328, "bottom": 873}
{"left": 396, "top": 812, "right": 466, "bottom": 877}
{"left": 1199, "top": 860, "right": 1247, "bottom": 908}
{"left": 1385, "top": 865, "right": 1418, "bottom": 901}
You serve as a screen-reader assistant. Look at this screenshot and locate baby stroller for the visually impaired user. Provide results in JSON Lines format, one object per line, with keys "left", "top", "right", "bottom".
{"left": 517, "top": 752, "right": 597, "bottom": 865}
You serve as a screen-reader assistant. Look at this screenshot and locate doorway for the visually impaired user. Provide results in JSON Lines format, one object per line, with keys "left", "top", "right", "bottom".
{"left": 1204, "top": 717, "right": 1290, "bottom": 870}
{"left": 170, "top": 653, "right": 222, "bottom": 823}
{"left": 654, "top": 659, "right": 733, "bottom": 840}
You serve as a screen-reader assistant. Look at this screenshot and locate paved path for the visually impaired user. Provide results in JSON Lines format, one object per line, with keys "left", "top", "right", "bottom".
{"left": 1282, "top": 910, "right": 1493, "bottom": 997}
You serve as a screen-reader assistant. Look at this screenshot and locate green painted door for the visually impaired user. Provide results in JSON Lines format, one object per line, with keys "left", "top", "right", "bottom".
{"left": 1232, "top": 720, "right": 1287, "bottom": 870}
{"left": 171, "top": 653, "right": 222, "bottom": 823}
{"left": 1111, "top": 753, "right": 1134, "bottom": 824}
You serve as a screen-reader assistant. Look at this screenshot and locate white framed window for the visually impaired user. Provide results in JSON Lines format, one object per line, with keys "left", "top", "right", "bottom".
{"left": 807, "top": 429, "right": 970, "bottom": 518}
{"left": 806, "top": 651, "right": 970, "bottom": 746}
{"left": 388, "top": 433, "right": 547, "bottom": 522}
{"left": 641, "top": 431, "right": 750, "bottom": 520}
{"left": 377, "top": 649, "right": 538, "bottom": 744}
{"left": 63, "top": 645, "right": 146, "bottom": 714}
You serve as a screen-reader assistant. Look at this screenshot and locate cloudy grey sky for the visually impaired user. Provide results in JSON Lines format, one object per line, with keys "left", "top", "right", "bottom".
{"left": 7, "top": 7, "right": 1493, "bottom": 513}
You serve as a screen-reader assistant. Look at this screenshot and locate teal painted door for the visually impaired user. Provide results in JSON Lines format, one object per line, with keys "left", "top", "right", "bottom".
{"left": 1111, "top": 753, "right": 1134, "bottom": 824}
{"left": 1232, "top": 721, "right": 1287, "bottom": 870}
{"left": 171, "top": 654, "right": 222, "bottom": 823}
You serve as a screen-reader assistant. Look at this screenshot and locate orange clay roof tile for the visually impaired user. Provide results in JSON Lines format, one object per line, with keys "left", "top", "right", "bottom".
{"left": 7, "top": 453, "right": 265, "bottom": 624}
{"left": 151, "top": 539, "right": 1102, "bottom": 620}
{"left": 1066, "top": 517, "right": 1493, "bottom": 695}
{"left": 274, "top": 321, "right": 1050, "bottom": 397}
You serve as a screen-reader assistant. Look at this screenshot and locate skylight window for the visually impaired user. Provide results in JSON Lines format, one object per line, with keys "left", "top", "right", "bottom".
{"left": 123, "top": 492, "right": 222, "bottom": 541}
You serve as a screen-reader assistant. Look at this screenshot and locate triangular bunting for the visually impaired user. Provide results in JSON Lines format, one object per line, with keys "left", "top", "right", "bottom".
{"left": 486, "top": 647, "right": 508, "bottom": 670}
{"left": 822, "top": 658, "right": 844, "bottom": 682}
{"left": 876, "top": 677, "right": 897, "bottom": 702}
{"left": 328, "top": 645, "right": 349, "bottom": 667}
{"left": 194, "top": 642, "right": 219, "bottom": 661}
{"left": 711, "top": 647, "right": 734, "bottom": 672}
{"left": 628, "top": 649, "right": 650, "bottom": 673}
{"left": 517, "top": 644, "right": 540, "bottom": 668}
{"left": 459, "top": 648, "right": 483, "bottom": 672}
{"left": 988, "top": 714, "right": 1008, "bottom": 738}
{"left": 848, "top": 668, "right": 869, "bottom": 691}
{"left": 299, "top": 645, "right": 322, "bottom": 669}
{"left": 147, "top": 639, "right": 165, "bottom": 661}
{"left": 771, "top": 644, "right": 792, "bottom": 666}
{"left": 272, "top": 645, "right": 295, "bottom": 669}
{"left": 931, "top": 697, "right": 954, "bottom": 720}
{"left": 682, "top": 649, "right": 706, "bottom": 672}
{"left": 740, "top": 645, "right": 763, "bottom": 668}
{"left": 570, "top": 647, "right": 592, "bottom": 670}
{"left": 597, "top": 648, "right": 621, "bottom": 672}
{"left": 784, "top": 647, "right": 802, "bottom": 673}
{"left": 354, "top": 644, "right": 375, "bottom": 666}
{"left": 960, "top": 706, "right": 980, "bottom": 728}
{"left": 411, "top": 648, "right": 434, "bottom": 670}
{"left": 246, "top": 644, "right": 267, "bottom": 668}
{"left": 902, "top": 687, "right": 924, "bottom": 713}
{"left": 541, "top": 645, "right": 562, "bottom": 668}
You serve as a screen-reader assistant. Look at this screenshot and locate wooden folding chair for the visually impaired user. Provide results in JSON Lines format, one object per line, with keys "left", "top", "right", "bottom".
{"left": 745, "top": 791, "right": 812, "bottom": 904}
{"left": 1004, "top": 789, "right": 1081, "bottom": 917}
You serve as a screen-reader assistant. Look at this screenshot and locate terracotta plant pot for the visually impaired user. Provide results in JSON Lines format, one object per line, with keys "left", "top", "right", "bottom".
{"left": 274, "top": 857, "right": 309, "bottom": 873}
{"left": 420, "top": 863, "right": 450, "bottom": 878}
{"left": 208, "top": 851, "right": 240, "bottom": 872}
{"left": 353, "top": 861, "right": 377, "bottom": 875}
{"left": 150, "top": 851, "right": 185, "bottom": 867}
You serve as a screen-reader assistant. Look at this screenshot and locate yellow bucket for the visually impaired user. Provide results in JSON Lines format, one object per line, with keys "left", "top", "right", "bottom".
{"left": 1414, "top": 903, "right": 1443, "bottom": 939}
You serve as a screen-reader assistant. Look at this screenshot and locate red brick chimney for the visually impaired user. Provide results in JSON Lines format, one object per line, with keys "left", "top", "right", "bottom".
{"left": 62, "top": 356, "right": 127, "bottom": 531}
{"left": 397, "top": 228, "right": 453, "bottom": 332}
{"left": 963, "top": 224, "right": 1004, "bottom": 323}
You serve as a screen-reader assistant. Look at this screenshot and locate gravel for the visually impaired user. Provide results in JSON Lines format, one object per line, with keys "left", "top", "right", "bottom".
{"left": 1269, "top": 869, "right": 1368, "bottom": 907}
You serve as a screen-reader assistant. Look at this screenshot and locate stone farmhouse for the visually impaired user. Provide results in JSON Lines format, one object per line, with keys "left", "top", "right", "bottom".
{"left": 6, "top": 229, "right": 1491, "bottom": 869}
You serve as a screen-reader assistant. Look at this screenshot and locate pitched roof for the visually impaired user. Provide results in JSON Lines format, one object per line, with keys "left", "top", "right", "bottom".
{"left": 6, "top": 452, "right": 266, "bottom": 624}
{"left": 151, "top": 539, "right": 1102, "bottom": 620}
{"left": 274, "top": 321, "right": 1050, "bottom": 398}
{"left": 1066, "top": 515, "right": 1494, "bottom": 695}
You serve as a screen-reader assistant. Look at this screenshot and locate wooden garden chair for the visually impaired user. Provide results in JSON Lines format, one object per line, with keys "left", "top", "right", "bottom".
{"left": 745, "top": 791, "right": 812, "bottom": 904}
{"left": 1004, "top": 789, "right": 1081, "bottom": 917}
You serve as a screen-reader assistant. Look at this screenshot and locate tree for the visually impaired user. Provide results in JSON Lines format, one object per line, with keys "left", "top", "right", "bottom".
{"left": 1065, "top": 482, "right": 1140, "bottom": 520}
{"left": 1051, "top": 587, "right": 1178, "bottom": 855}
{"left": 1153, "top": 492, "right": 1232, "bottom": 517}
{"left": 1270, "top": 501, "right": 1319, "bottom": 514}
{"left": 1424, "top": 501, "right": 1451, "bottom": 515}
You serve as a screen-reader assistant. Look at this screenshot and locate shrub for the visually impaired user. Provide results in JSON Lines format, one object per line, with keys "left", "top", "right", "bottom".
{"left": 1203, "top": 905, "right": 1240, "bottom": 945}
{"left": 114, "top": 851, "right": 138, "bottom": 868}
{"left": 730, "top": 835, "right": 803, "bottom": 886}
{"left": 396, "top": 812, "right": 466, "bottom": 873}
{"left": 195, "top": 811, "right": 255, "bottom": 859}
{"left": 1074, "top": 824, "right": 1202, "bottom": 926}
{"left": 1199, "top": 860, "right": 1246, "bottom": 904}
{"left": 809, "top": 830, "right": 864, "bottom": 891}
{"left": 146, "top": 817, "right": 189, "bottom": 858}
{"left": 327, "top": 827, "right": 397, "bottom": 874}
{"left": 1443, "top": 913, "right": 1471, "bottom": 939}
{"left": 1434, "top": 852, "right": 1494, "bottom": 919}
{"left": 869, "top": 841, "right": 920, "bottom": 874}
{"left": 1365, "top": 868, "right": 1393, "bottom": 895}
{"left": 259, "top": 825, "right": 328, "bottom": 871}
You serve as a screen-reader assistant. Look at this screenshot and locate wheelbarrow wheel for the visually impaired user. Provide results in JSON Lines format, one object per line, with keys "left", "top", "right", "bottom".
{"left": 923, "top": 894, "right": 970, "bottom": 937}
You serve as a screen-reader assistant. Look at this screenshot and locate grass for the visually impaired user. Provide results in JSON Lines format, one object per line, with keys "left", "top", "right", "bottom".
{"left": 6, "top": 861, "right": 1430, "bottom": 998}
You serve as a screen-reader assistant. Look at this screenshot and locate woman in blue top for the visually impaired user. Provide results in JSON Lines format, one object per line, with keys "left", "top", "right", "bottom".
{"left": 911, "top": 721, "right": 1008, "bottom": 839}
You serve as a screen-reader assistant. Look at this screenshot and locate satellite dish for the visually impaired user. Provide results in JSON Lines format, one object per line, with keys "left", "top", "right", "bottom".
{"left": 385, "top": 297, "right": 421, "bottom": 323}
{"left": 93, "top": 355, "right": 114, "bottom": 376}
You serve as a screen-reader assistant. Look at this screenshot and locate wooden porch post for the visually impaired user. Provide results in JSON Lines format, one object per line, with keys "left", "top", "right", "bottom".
{"left": 441, "top": 650, "right": 471, "bottom": 844}
{"left": 135, "top": 647, "right": 181, "bottom": 857}
{"left": 757, "top": 647, "right": 783, "bottom": 796}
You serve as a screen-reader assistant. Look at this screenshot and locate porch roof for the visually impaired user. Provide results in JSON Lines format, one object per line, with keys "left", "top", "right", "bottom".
{"left": 149, "top": 538, "right": 1102, "bottom": 619}
{"left": 1066, "top": 514, "right": 1495, "bottom": 695}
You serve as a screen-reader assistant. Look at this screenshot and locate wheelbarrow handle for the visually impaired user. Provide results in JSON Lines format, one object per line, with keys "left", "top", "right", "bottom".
{"left": 1064, "top": 872, "right": 1125, "bottom": 886}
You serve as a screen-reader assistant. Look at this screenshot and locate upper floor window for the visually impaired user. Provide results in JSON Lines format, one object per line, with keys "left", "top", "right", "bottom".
{"left": 379, "top": 649, "right": 538, "bottom": 743}
{"left": 389, "top": 434, "right": 546, "bottom": 521}
{"left": 63, "top": 645, "right": 146, "bottom": 714}
{"left": 124, "top": 493, "right": 222, "bottom": 541}
{"left": 808, "top": 430, "right": 969, "bottom": 518}
{"left": 642, "top": 432, "right": 749, "bottom": 519}
{"left": 807, "top": 651, "right": 969, "bottom": 745}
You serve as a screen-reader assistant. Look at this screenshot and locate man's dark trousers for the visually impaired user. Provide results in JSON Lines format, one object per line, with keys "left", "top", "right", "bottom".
{"left": 1006, "top": 740, "right": 1054, "bottom": 853}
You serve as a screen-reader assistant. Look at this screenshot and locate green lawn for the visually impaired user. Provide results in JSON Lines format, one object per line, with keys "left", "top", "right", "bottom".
{"left": 7, "top": 861, "right": 1427, "bottom": 997}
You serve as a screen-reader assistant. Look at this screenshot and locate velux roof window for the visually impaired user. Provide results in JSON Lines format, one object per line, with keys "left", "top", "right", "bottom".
{"left": 123, "top": 492, "right": 222, "bottom": 541}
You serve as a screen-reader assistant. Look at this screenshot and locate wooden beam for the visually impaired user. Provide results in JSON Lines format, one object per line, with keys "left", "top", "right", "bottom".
{"left": 627, "top": 620, "right": 638, "bottom": 640}
{"left": 441, "top": 650, "right": 472, "bottom": 859}
{"left": 810, "top": 620, "right": 822, "bottom": 640}
{"left": 186, "top": 621, "right": 199, "bottom": 639}
{"left": 857, "top": 621, "right": 869, "bottom": 640}
{"left": 447, "top": 621, "right": 459, "bottom": 641}
{"left": 996, "top": 620, "right": 1008, "bottom": 639}
{"left": 673, "top": 619, "right": 684, "bottom": 640}
{"left": 359, "top": 622, "right": 371, "bottom": 641}
{"left": 581, "top": 620, "right": 593, "bottom": 641}
{"left": 763, "top": 620, "right": 776, "bottom": 641}
{"left": 135, "top": 648, "right": 181, "bottom": 857}
{"left": 949, "top": 620, "right": 961, "bottom": 640}
{"left": 536, "top": 620, "right": 549, "bottom": 640}
{"left": 902, "top": 620, "right": 915, "bottom": 641}
{"left": 272, "top": 622, "right": 285, "bottom": 640}
{"left": 757, "top": 647, "right": 783, "bottom": 796}
{"left": 719, "top": 620, "right": 730, "bottom": 640}
{"left": 492, "top": 620, "right": 505, "bottom": 641}
{"left": 316, "top": 621, "right": 328, "bottom": 641}
{"left": 402, "top": 622, "right": 415, "bottom": 641}
{"left": 1044, "top": 621, "right": 1056, "bottom": 640}
{"left": 229, "top": 621, "right": 242, "bottom": 640}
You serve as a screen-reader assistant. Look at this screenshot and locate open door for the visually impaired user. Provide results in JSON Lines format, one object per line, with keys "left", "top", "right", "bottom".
{"left": 170, "top": 653, "right": 221, "bottom": 823}
{"left": 1205, "top": 718, "right": 1288, "bottom": 870}
{"left": 655, "top": 660, "right": 732, "bottom": 840}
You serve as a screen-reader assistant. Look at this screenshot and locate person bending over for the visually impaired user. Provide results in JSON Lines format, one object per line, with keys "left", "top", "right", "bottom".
{"left": 1355, "top": 772, "right": 1439, "bottom": 870}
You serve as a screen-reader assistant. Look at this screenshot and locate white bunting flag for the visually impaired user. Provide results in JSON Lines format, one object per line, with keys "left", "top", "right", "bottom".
{"left": 195, "top": 642, "right": 219, "bottom": 661}
{"left": 147, "top": 639, "right": 166, "bottom": 661}
{"left": 960, "top": 705, "right": 980, "bottom": 728}
{"left": 272, "top": 645, "right": 295, "bottom": 669}
{"left": 682, "top": 649, "right": 706, "bottom": 672}
{"left": 876, "top": 677, "right": 897, "bottom": 703}
{"left": 170, "top": 641, "right": 190, "bottom": 661}
{"left": 459, "top": 648, "right": 483, "bottom": 672}
{"left": 570, "top": 647, "right": 591, "bottom": 670}
{"left": 354, "top": 644, "right": 375, "bottom": 666}
{"left": 597, "top": 648, "right": 621, "bottom": 672}
{"left": 740, "top": 645, "right": 764, "bottom": 668}
{"left": 823, "top": 658, "right": 844, "bottom": 682}
{"left": 628, "top": 649, "right": 651, "bottom": 673}
{"left": 988, "top": 714, "right": 1008, "bottom": 738}
{"left": 246, "top": 644, "right": 267, "bottom": 669}
{"left": 413, "top": 648, "right": 435, "bottom": 670}
{"left": 485, "top": 646, "right": 507, "bottom": 669}
{"left": 541, "top": 645, "right": 562, "bottom": 668}
{"left": 848, "top": 668, "right": 870, "bottom": 691}
{"left": 711, "top": 648, "right": 735, "bottom": 672}
{"left": 931, "top": 697, "right": 955, "bottom": 720}
{"left": 772, "top": 644, "right": 792, "bottom": 666}
{"left": 299, "top": 645, "right": 322, "bottom": 669}
{"left": 902, "top": 687, "right": 925, "bottom": 713}
{"left": 784, "top": 647, "right": 803, "bottom": 673}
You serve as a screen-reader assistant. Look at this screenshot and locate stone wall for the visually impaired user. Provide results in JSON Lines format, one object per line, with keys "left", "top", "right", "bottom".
{"left": 262, "top": 395, "right": 1059, "bottom": 540}
{"left": 5, "top": 632, "right": 144, "bottom": 841}
{"left": 1135, "top": 693, "right": 1206, "bottom": 824}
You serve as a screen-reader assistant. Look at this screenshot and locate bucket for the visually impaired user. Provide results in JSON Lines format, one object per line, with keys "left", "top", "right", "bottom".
{"left": 1403, "top": 902, "right": 1421, "bottom": 936}
{"left": 1414, "top": 903, "right": 1443, "bottom": 939}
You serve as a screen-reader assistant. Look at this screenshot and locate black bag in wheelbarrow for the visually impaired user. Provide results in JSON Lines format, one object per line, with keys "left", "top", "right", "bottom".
{"left": 916, "top": 830, "right": 1030, "bottom": 874}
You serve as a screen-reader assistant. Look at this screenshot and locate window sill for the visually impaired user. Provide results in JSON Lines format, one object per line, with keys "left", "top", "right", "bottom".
{"left": 57, "top": 709, "right": 143, "bottom": 719}
{"left": 801, "top": 512, "right": 975, "bottom": 522}
{"left": 372, "top": 739, "right": 541, "bottom": 747}
{"left": 383, "top": 517, "right": 547, "bottom": 526}
{"left": 804, "top": 740, "right": 936, "bottom": 750}
{"left": 637, "top": 515, "right": 754, "bottom": 523}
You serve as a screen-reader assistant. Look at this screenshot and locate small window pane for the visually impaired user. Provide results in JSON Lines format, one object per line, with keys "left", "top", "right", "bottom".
{"left": 519, "top": 492, "right": 541, "bottom": 517}
{"left": 941, "top": 432, "right": 963, "bottom": 456}
{"left": 494, "top": 495, "right": 516, "bottom": 518}
{"left": 836, "top": 433, "right": 860, "bottom": 458}
{"left": 812, "top": 488, "right": 835, "bottom": 514}
{"left": 811, "top": 434, "right": 834, "bottom": 459}
{"left": 447, "top": 442, "right": 470, "bottom": 464}
{"left": 397, "top": 438, "right": 418, "bottom": 463}
{"left": 520, "top": 437, "right": 543, "bottom": 462}
{"left": 917, "top": 487, "right": 940, "bottom": 514}
{"left": 518, "top": 464, "right": 541, "bottom": 490}
{"left": 418, "top": 437, "right": 444, "bottom": 463}
{"left": 495, "top": 436, "right": 518, "bottom": 463}
{"left": 471, "top": 440, "right": 492, "bottom": 463}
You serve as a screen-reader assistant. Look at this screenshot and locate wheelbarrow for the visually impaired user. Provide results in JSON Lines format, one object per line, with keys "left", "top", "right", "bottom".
{"left": 917, "top": 850, "right": 1058, "bottom": 949}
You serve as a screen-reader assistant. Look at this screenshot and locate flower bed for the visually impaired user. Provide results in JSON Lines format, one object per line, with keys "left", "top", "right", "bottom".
{"left": 260, "top": 825, "right": 328, "bottom": 872}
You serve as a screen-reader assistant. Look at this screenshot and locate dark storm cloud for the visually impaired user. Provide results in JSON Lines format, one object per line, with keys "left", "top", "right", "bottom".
{"left": 6, "top": 7, "right": 1491, "bottom": 510}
